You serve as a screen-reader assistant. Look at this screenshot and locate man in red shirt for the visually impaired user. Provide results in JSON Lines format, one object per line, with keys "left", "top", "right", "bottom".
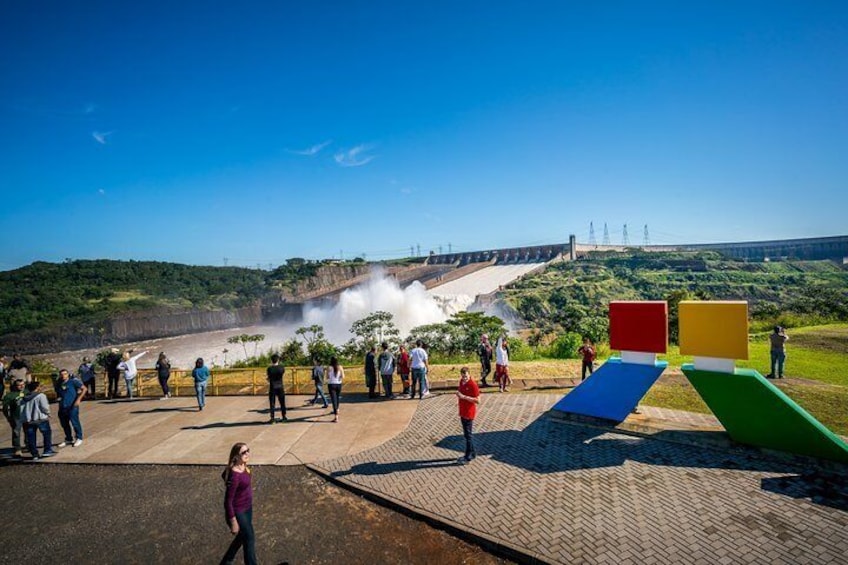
{"left": 456, "top": 366, "right": 480, "bottom": 464}
{"left": 397, "top": 344, "right": 411, "bottom": 397}
{"left": 577, "top": 338, "right": 596, "bottom": 381}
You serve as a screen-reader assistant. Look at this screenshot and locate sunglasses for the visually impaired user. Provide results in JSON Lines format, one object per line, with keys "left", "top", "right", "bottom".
{"left": 239, "top": 449, "right": 250, "bottom": 456}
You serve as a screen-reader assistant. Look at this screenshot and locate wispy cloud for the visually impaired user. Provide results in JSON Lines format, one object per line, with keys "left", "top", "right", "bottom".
{"left": 334, "top": 144, "right": 376, "bottom": 167}
{"left": 400, "top": 187, "right": 413, "bottom": 195}
{"left": 84, "top": 103, "right": 97, "bottom": 115}
{"left": 98, "top": 188, "right": 106, "bottom": 196}
{"left": 92, "top": 131, "right": 113, "bottom": 144}
{"left": 288, "top": 140, "right": 332, "bottom": 156}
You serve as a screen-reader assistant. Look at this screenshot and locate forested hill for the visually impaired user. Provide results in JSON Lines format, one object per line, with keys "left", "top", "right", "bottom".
{"left": 504, "top": 251, "right": 848, "bottom": 343}
{"left": 0, "top": 260, "right": 270, "bottom": 337}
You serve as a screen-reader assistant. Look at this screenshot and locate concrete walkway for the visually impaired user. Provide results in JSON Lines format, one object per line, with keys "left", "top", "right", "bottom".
{"left": 0, "top": 394, "right": 418, "bottom": 466}
{"left": 310, "top": 394, "right": 848, "bottom": 565}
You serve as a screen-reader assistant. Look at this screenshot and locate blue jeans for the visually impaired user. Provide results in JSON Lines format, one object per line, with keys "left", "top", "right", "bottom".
{"left": 195, "top": 381, "right": 208, "bottom": 408}
{"left": 311, "top": 382, "right": 328, "bottom": 406}
{"left": 58, "top": 405, "right": 83, "bottom": 442}
{"left": 25, "top": 420, "right": 53, "bottom": 457}
{"left": 461, "top": 417, "right": 476, "bottom": 460}
{"left": 770, "top": 350, "right": 786, "bottom": 378}
{"left": 125, "top": 377, "right": 135, "bottom": 399}
{"left": 222, "top": 508, "right": 257, "bottom": 565}
{"left": 410, "top": 368, "right": 426, "bottom": 399}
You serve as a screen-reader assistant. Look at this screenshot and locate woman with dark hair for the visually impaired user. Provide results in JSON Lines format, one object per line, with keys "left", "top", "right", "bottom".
{"left": 327, "top": 356, "right": 344, "bottom": 423}
{"left": 221, "top": 442, "right": 256, "bottom": 565}
{"left": 191, "top": 358, "right": 210, "bottom": 411}
{"left": 155, "top": 352, "right": 171, "bottom": 399}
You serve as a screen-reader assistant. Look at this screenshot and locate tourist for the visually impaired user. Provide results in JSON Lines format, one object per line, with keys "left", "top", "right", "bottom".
{"left": 397, "top": 344, "right": 411, "bottom": 397}
{"left": 266, "top": 354, "right": 287, "bottom": 423}
{"left": 421, "top": 342, "right": 432, "bottom": 397}
{"left": 768, "top": 326, "right": 790, "bottom": 379}
{"left": 105, "top": 348, "right": 122, "bottom": 399}
{"left": 221, "top": 442, "right": 257, "bottom": 565}
{"left": 192, "top": 358, "right": 210, "bottom": 411}
{"left": 20, "top": 381, "right": 55, "bottom": 461}
{"left": 478, "top": 334, "right": 493, "bottom": 387}
{"left": 56, "top": 369, "right": 86, "bottom": 447}
{"left": 495, "top": 335, "right": 510, "bottom": 393}
{"left": 378, "top": 342, "right": 396, "bottom": 399}
{"left": 0, "top": 354, "right": 7, "bottom": 397}
{"left": 309, "top": 357, "right": 328, "bottom": 408}
{"left": 8, "top": 353, "right": 30, "bottom": 383}
{"left": 155, "top": 352, "right": 172, "bottom": 399}
{"left": 409, "top": 339, "right": 429, "bottom": 400}
{"left": 327, "top": 356, "right": 344, "bottom": 423}
{"left": 577, "top": 338, "right": 596, "bottom": 381}
{"left": 118, "top": 350, "right": 147, "bottom": 399}
{"left": 78, "top": 356, "right": 97, "bottom": 399}
{"left": 364, "top": 345, "right": 378, "bottom": 399}
{"left": 2, "top": 378, "right": 25, "bottom": 458}
{"left": 456, "top": 366, "right": 480, "bottom": 464}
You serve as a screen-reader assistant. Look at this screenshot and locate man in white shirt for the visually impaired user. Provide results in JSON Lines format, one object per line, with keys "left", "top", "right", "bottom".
{"left": 409, "top": 340, "right": 429, "bottom": 400}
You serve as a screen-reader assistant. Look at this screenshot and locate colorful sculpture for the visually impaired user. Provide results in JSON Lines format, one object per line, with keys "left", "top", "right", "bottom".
{"left": 552, "top": 301, "right": 668, "bottom": 422}
{"left": 679, "top": 301, "right": 848, "bottom": 463}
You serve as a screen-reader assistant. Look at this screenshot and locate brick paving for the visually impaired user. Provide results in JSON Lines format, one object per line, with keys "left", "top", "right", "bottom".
{"left": 311, "top": 394, "right": 848, "bottom": 565}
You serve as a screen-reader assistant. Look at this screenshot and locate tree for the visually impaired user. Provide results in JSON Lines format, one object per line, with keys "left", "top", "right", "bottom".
{"left": 228, "top": 333, "right": 264, "bottom": 359}
{"left": 445, "top": 311, "right": 507, "bottom": 355}
{"left": 295, "top": 324, "right": 337, "bottom": 362}
{"left": 248, "top": 334, "right": 265, "bottom": 357}
{"left": 667, "top": 289, "right": 693, "bottom": 345}
{"left": 350, "top": 311, "right": 400, "bottom": 351}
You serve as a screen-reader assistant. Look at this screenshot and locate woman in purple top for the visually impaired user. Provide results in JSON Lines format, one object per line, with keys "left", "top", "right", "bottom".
{"left": 222, "top": 442, "right": 256, "bottom": 565}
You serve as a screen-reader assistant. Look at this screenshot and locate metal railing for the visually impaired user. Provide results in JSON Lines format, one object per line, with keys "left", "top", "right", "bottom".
{"left": 27, "top": 365, "right": 433, "bottom": 399}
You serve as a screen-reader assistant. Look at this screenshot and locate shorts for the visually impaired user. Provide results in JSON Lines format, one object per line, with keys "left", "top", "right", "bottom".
{"left": 495, "top": 364, "right": 509, "bottom": 382}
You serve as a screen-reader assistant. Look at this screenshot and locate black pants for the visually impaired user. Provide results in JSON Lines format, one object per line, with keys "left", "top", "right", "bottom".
{"left": 461, "top": 418, "right": 476, "bottom": 460}
{"left": 158, "top": 375, "right": 170, "bottom": 396}
{"left": 269, "top": 387, "right": 286, "bottom": 420}
{"left": 480, "top": 359, "right": 491, "bottom": 383}
{"left": 328, "top": 383, "right": 342, "bottom": 415}
{"left": 366, "top": 373, "right": 377, "bottom": 398}
{"left": 222, "top": 509, "right": 257, "bottom": 565}
{"left": 581, "top": 360, "right": 594, "bottom": 381}
{"left": 84, "top": 378, "right": 95, "bottom": 399}
{"left": 108, "top": 372, "right": 120, "bottom": 397}
{"left": 381, "top": 374, "right": 393, "bottom": 397}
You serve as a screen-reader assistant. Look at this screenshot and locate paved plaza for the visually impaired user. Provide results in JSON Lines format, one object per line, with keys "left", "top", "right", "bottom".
{"left": 311, "top": 394, "right": 848, "bottom": 565}
{"left": 0, "top": 394, "right": 418, "bottom": 465}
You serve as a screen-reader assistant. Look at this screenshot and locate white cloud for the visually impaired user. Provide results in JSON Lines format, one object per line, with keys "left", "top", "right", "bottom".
{"left": 288, "top": 140, "right": 332, "bottom": 156}
{"left": 334, "top": 144, "right": 376, "bottom": 167}
{"left": 98, "top": 188, "right": 106, "bottom": 195}
{"left": 92, "top": 131, "right": 113, "bottom": 144}
{"left": 84, "top": 103, "right": 97, "bottom": 114}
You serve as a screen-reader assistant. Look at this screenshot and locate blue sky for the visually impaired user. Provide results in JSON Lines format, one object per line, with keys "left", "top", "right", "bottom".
{"left": 2, "top": 1, "right": 846, "bottom": 270}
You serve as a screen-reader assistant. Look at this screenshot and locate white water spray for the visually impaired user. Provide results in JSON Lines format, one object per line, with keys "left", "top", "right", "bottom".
{"left": 302, "top": 269, "right": 457, "bottom": 344}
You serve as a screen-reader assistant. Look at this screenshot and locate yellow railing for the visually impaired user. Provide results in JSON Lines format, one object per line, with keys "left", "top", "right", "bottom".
{"left": 28, "top": 365, "right": 430, "bottom": 399}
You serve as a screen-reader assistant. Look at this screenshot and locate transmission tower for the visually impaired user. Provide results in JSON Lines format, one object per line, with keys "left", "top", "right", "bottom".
{"left": 223, "top": 257, "right": 228, "bottom": 266}
{"left": 410, "top": 245, "right": 414, "bottom": 257}
{"left": 643, "top": 224, "right": 650, "bottom": 246}
{"left": 448, "top": 243, "right": 452, "bottom": 253}
{"left": 602, "top": 223, "right": 610, "bottom": 246}
{"left": 588, "top": 222, "right": 596, "bottom": 246}
{"left": 622, "top": 224, "right": 629, "bottom": 246}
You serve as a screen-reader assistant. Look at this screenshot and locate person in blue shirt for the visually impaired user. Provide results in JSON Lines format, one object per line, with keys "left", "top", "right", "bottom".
{"left": 55, "top": 369, "right": 86, "bottom": 448}
{"left": 192, "top": 358, "right": 211, "bottom": 411}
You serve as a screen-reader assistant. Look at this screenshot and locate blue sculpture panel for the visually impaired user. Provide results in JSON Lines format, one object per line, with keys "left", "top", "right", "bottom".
{"left": 552, "top": 358, "right": 667, "bottom": 423}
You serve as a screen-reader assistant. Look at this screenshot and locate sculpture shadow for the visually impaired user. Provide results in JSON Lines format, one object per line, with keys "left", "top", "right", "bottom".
{"left": 434, "top": 415, "right": 807, "bottom": 475}
{"left": 182, "top": 414, "right": 321, "bottom": 429}
{"left": 331, "top": 458, "right": 462, "bottom": 478}
{"left": 761, "top": 473, "right": 848, "bottom": 512}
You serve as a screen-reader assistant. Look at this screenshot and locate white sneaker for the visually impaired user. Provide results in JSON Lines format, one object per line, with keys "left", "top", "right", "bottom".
{"left": 73, "top": 439, "right": 83, "bottom": 447}
{"left": 57, "top": 441, "right": 71, "bottom": 448}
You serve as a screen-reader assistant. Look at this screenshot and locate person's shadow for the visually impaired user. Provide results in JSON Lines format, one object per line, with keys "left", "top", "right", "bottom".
{"left": 331, "top": 458, "right": 462, "bottom": 478}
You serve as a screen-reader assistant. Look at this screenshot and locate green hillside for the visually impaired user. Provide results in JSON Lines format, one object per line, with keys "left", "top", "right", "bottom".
{"left": 504, "top": 251, "right": 848, "bottom": 342}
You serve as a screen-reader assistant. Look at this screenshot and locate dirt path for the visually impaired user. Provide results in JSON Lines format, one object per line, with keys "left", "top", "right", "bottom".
{"left": 0, "top": 464, "right": 511, "bottom": 565}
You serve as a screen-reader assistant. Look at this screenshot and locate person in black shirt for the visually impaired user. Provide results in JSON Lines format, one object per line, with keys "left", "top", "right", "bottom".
{"left": 105, "top": 349, "right": 122, "bottom": 399}
{"left": 266, "top": 354, "right": 286, "bottom": 423}
{"left": 364, "top": 346, "right": 378, "bottom": 399}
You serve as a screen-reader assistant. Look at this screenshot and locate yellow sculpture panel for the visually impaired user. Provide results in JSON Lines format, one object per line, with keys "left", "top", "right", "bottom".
{"left": 678, "top": 301, "right": 749, "bottom": 360}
